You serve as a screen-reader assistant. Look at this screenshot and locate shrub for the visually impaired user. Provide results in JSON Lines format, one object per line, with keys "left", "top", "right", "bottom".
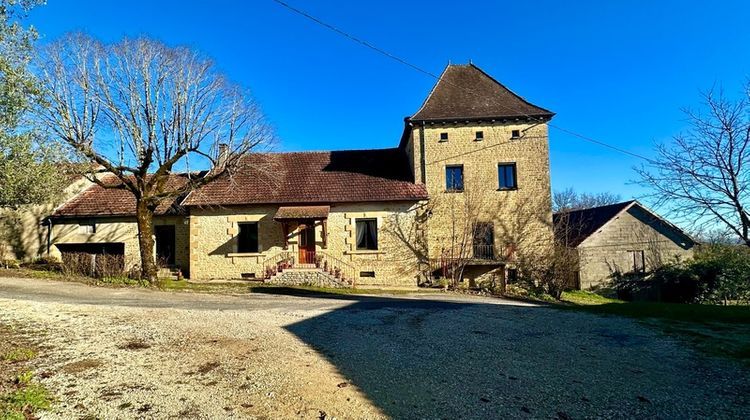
{"left": 612, "top": 244, "right": 750, "bottom": 304}
{"left": 19, "top": 257, "right": 63, "bottom": 273}
{"left": 60, "top": 252, "right": 127, "bottom": 279}
{"left": 692, "top": 245, "right": 750, "bottom": 305}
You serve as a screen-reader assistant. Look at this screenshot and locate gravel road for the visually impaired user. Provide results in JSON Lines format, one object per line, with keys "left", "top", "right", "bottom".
{"left": 0, "top": 276, "right": 748, "bottom": 419}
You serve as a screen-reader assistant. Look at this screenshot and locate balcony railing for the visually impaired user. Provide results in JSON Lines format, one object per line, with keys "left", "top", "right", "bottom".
{"left": 472, "top": 244, "right": 496, "bottom": 260}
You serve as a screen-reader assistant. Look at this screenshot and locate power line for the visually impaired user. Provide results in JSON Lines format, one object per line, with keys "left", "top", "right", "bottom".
{"left": 271, "top": 0, "right": 653, "bottom": 163}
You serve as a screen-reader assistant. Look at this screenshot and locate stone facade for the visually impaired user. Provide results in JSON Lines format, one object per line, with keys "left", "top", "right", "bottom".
{"left": 405, "top": 121, "right": 554, "bottom": 275}
{"left": 0, "top": 176, "right": 93, "bottom": 262}
{"left": 189, "top": 202, "right": 422, "bottom": 286}
{"left": 34, "top": 63, "right": 556, "bottom": 288}
{"left": 49, "top": 216, "right": 190, "bottom": 275}
{"left": 576, "top": 205, "right": 694, "bottom": 289}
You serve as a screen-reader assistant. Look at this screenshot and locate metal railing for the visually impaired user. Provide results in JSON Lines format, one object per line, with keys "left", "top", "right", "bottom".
{"left": 318, "top": 251, "right": 357, "bottom": 287}
{"left": 472, "top": 244, "right": 496, "bottom": 260}
{"left": 262, "top": 251, "right": 294, "bottom": 280}
{"left": 297, "top": 249, "right": 318, "bottom": 266}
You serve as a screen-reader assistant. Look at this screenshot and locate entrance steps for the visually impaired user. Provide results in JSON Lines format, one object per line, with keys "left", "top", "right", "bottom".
{"left": 158, "top": 266, "right": 183, "bottom": 280}
{"left": 266, "top": 267, "right": 350, "bottom": 288}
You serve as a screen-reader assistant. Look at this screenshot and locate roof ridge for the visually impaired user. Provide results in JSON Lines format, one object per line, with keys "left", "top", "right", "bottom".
{"left": 554, "top": 200, "right": 636, "bottom": 216}
{"left": 467, "top": 63, "right": 555, "bottom": 117}
{"left": 241, "top": 147, "right": 403, "bottom": 156}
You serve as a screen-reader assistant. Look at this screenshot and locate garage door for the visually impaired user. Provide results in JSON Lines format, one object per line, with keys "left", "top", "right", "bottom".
{"left": 56, "top": 243, "right": 125, "bottom": 276}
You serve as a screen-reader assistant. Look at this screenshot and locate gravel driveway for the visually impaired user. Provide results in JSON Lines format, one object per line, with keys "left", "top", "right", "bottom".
{"left": 0, "top": 276, "right": 748, "bottom": 419}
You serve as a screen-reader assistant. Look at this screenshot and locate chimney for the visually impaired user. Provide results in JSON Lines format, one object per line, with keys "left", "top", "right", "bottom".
{"left": 216, "top": 143, "right": 229, "bottom": 169}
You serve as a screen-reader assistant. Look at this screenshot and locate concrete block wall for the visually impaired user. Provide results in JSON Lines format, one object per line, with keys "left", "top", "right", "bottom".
{"left": 577, "top": 207, "right": 694, "bottom": 289}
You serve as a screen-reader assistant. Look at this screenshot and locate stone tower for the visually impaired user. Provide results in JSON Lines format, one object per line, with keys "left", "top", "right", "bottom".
{"left": 399, "top": 63, "right": 555, "bottom": 283}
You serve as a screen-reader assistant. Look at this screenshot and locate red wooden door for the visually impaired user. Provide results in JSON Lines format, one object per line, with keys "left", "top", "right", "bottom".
{"left": 298, "top": 225, "right": 316, "bottom": 264}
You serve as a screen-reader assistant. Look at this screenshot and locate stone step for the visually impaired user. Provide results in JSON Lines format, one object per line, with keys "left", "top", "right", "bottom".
{"left": 266, "top": 267, "right": 350, "bottom": 288}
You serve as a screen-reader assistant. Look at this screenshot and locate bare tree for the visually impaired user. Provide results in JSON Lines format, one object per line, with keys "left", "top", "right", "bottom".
{"left": 35, "top": 34, "right": 274, "bottom": 281}
{"left": 553, "top": 187, "right": 621, "bottom": 212}
{"left": 637, "top": 84, "right": 750, "bottom": 247}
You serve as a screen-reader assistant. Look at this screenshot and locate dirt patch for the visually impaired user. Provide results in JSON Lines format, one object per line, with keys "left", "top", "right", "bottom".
{"left": 61, "top": 358, "right": 102, "bottom": 374}
{"left": 117, "top": 339, "right": 151, "bottom": 350}
{"left": 196, "top": 361, "right": 220, "bottom": 374}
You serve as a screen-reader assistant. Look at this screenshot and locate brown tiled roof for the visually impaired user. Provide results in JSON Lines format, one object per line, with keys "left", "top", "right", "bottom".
{"left": 182, "top": 148, "right": 427, "bottom": 206}
{"left": 410, "top": 64, "right": 554, "bottom": 122}
{"left": 274, "top": 205, "right": 330, "bottom": 220}
{"left": 51, "top": 173, "right": 193, "bottom": 218}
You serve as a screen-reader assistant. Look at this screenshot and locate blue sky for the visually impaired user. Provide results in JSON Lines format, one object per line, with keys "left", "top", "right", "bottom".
{"left": 27, "top": 0, "right": 750, "bottom": 200}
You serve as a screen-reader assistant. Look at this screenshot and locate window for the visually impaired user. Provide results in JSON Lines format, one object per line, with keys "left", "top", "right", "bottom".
{"left": 511, "top": 129, "right": 521, "bottom": 139}
{"left": 446, "top": 165, "right": 464, "bottom": 192}
{"left": 359, "top": 271, "right": 376, "bottom": 278}
{"left": 473, "top": 222, "right": 495, "bottom": 259}
{"left": 439, "top": 132, "right": 449, "bottom": 142}
{"left": 237, "top": 222, "right": 259, "bottom": 253}
{"left": 498, "top": 163, "right": 517, "bottom": 190}
{"left": 507, "top": 268, "right": 518, "bottom": 284}
{"left": 356, "top": 219, "right": 378, "bottom": 250}
{"left": 475, "top": 131, "right": 484, "bottom": 141}
{"left": 629, "top": 250, "right": 645, "bottom": 273}
{"left": 78, "top": 223, "right": 96, "bottom": 234}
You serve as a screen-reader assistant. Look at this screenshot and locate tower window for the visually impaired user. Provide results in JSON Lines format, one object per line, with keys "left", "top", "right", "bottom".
{"left": 446, "top": 165, "right": 464, "bottom": 192}
{"left": 511, "top": 129, "right": 521, "bottom": 139}
{"left": 439, "top": 132, "right": 449, "bottom": 142}
{"left": 498, "top": 163, "right": 517, "bottom": 190}
{"left": 475, "top": 131, "right": 484, "bottom": 141}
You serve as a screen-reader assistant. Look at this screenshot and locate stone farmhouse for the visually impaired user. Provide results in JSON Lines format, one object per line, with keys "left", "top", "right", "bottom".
{"left": 554, "top": 200, "right": 696, "bottom": 289}
{"left": 38, "top": 63, "right": 556, "bottom": 287}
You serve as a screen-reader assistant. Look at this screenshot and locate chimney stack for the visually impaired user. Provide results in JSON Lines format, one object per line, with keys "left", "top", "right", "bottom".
{"left": 216, "top": 143, "right": 229, "bottom": 168}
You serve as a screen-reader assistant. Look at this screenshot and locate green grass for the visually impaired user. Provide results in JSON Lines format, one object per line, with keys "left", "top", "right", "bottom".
{"left": 556, "top": 290, "right": 750, "bottom": 364}
{"left": 1, "top": 348, "right": 36, "bottom": 363}
{"left": 558, "top": 298, "right": 750, "bottom": 324}
{"left": 561, "top": 290, "right": 623, "bottom": 305}
{"left": 0, "top": 372, "right": 53, "bottom": 420}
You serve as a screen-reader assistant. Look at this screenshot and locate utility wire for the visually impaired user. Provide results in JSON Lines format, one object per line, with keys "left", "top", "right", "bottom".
{"left": 272, "top": 0, "right": 654, "bottom": 164}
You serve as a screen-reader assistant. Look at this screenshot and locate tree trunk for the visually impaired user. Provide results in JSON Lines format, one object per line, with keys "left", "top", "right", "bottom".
{"left": 135, "top": 199, "right": 158, "bottom": 283}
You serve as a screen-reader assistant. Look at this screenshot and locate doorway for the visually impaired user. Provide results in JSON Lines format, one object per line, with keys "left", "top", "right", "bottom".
{"left": 298, "top": 223, "right": 316, "bottom": 264}
{"left": 154, "top": 225, "right": 176, "bottom": 266}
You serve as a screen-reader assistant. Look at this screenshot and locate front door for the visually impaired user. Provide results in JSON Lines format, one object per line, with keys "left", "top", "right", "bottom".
{"left": 298, "top": 224, "right": 316, "bottom": 264}
{"left": 154, "top": 225, "right": 176, "bottom": 266}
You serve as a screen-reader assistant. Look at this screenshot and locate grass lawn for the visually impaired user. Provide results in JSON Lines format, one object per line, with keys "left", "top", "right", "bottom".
{"left": 0, "top": 326, "right": 53, "bottom": 420}
{"left": 558, "top": 290, "right": 750, "bottom": 364}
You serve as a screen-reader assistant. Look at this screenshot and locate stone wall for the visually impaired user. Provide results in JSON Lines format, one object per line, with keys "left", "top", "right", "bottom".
{"left": 407, "top": 121, "right": 554, "bottom": 266}
{"left": 266, "top": 268, "right": 349, "bottom": 288}
{"left": 49, "top": 215, "right": 190, "bottom": 275}
{"left": 0, "top": 176, "right": 93, "bottom": 262}
{"left": 188, "top": 202, "right": 423, "bottom": 286}
{"left": 577, "top": 206, "right": 695, "bottom": 289}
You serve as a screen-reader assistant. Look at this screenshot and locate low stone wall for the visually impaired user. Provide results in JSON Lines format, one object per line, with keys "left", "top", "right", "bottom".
{"left": 267, "top": 269, "right": 349, "bottom": 288}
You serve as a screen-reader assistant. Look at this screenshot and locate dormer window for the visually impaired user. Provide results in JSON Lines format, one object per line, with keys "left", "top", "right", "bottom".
{"left": 475, "top": 131, "right": 484, "bottom": 141}
{"left": 511, "top": 129, "right": 521, "bottom": 139}
{"left": 439, "top": 132, "right": 449, "bottom": 142}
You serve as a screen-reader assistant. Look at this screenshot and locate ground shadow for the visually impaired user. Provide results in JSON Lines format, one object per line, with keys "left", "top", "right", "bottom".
{"left": 274, "top": 289, "right": 750, "bottom": 418}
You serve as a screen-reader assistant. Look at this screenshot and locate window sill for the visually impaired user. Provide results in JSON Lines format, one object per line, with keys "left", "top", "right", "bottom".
{"left": 227, "top": 252, "right": 263, "bottom": 257}
{"left": 497, "top": 187, "right": 518, "bottom": 191}
{"left": 444, "top": 190, "right": 464, "bottom": 193}
{"left": 345, "top": 250, "right": 384, "bottom": 255}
